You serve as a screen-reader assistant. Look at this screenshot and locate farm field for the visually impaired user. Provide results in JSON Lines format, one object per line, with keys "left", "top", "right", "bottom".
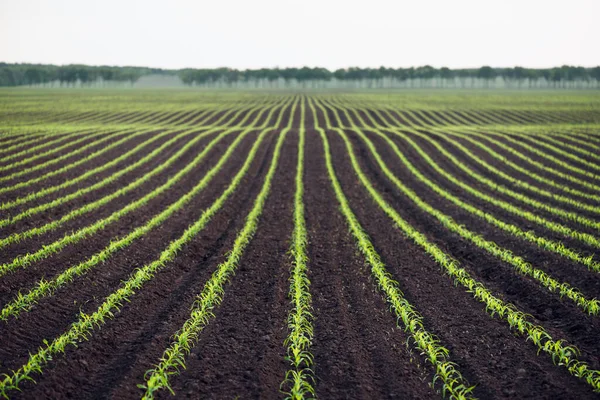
{"left": 1, "top": 89, "right": 600, "bottom": 399}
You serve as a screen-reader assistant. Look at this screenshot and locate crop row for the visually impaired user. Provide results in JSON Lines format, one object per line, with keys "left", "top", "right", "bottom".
{"left": 310, "top": 97, "right": 600, "bottom": 393}
{"left": 0, "top": 99, "right": 296, "bottom": 398}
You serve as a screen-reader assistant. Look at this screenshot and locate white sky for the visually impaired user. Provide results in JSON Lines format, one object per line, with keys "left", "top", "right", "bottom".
{"left": 1, "top": 0, "right": 599, "bottom": 70}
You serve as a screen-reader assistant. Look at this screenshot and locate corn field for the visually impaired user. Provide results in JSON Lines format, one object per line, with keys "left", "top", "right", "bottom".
{"left": 0, "top": 89, "right": 600, "bottom": 399}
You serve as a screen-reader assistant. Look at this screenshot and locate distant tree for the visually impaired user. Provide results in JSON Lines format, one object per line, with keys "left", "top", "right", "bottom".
{"left": 439, "top": 67, "right": 453, "bottom": 87}
{"left": 549, "top": 67, "right": 564, "bottom": 88}
{"left": 560, "top": 65, "right": 572, "bottom": 88}
{"left": 415, "top": 65, "right": 436, "bottom": 87}
{"left": 58, "top": 66, "right": 78, "bottom": 86}
{"left": 477, "top": 66, "right": 496, "bottom": 88}
{"left": 24, "top": 67, "right": 42, "bottom": 86}
{"left": 393, "top": 68, "right": 408, "bottom": 86}
{"left": 591, "top": 67, "right": 600, "bottom": 88}
{"left": 280, "top": 68, "right": 298, "bottom": 87}
{"left": 76, "top": 67, "right": 91, "bottom": 86}
{"left": 405, "top": 67, "right": 416, "bottom": 87}
{"left": 457, "top": 69, "right": 471, "bottom": 88}
{"left": 571, "top": 66, "right": 588, "bottom": 88}
{"left": 1, "top": 62, "right": 599, "bottom": 90}
{"left": 333, "top": 68, "right": 346, "bottom": 83}
{"left": 178, "top": 69, "right": 195, "bottom": 86}
{"left": 99, "top": 67, "right": 115, "bottom": 85}
{"left": 526, "top": 69, "right": 539, "bottom": 88}
{"left": 513, "top": 66, "right": 526, "bottom": 88}
{"left": 501, "top": 68, "right": 514, "bottom": 88}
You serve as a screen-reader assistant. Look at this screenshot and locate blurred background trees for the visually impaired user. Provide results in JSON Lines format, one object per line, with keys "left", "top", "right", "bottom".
{"left": 1, "top": 63, "right": 599, "bottom": 89}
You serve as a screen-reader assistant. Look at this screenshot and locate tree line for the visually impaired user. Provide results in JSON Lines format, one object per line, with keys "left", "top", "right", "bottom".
{"left": 0, "top": 63, "right": 164, "bottom": 87}
{"left": 2, "top": 63, "right": 600, "bottom": 89}
{"left": 178, "top": 66, "right": 600, "bottom": 89}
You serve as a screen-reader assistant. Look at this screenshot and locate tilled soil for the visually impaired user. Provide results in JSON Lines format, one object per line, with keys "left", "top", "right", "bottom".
{"left": 1, "top": 96, "right": 599, "bottom": 400}
{"left": 326, "top": 128, "right": 597, "bottom": 399}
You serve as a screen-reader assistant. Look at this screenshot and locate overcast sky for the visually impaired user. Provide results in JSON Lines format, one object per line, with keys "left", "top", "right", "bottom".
{"left": 1, "top": 0, "right": 599, "bottom": 70}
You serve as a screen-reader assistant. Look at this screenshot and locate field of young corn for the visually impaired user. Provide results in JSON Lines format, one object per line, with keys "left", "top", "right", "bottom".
{"left": 0, "top": 89, "right": 599, "bottom": 399}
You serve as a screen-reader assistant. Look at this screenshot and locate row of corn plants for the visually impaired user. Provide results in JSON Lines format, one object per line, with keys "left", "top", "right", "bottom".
{"left": 0, "top": 101, "right": 262, "bottom": 213}
{"left": 0, "top": 128, "right": 130, "bottom": 181}
{"left": 0, "top": 131, "right": 81, "bottom": 161}
{"left": 0, "top": 101, "right": 253, "bottom": 197}
{"left": 427, "top": 125, "right": 600, "bottom": 203}
{"left": 364, "top": 101, "right": 600, "bottom": 203}
{"left": 0, "top": 121, "right": 273, "bottom": 321}
{"left": 0, "top": 126, "right": 150, "bottom": 193}
{"left": 508, "top": 126, "right": 600, "bottom": 156}
{"left": 473, "top": 109, "right": 527, "bottom": 125}
{"left": 140, "top": 99, "right": 298, "bottom": 399}
{"left": 454, "top": 127, "right": 600, "bottom": 191}
{"left": 373, "top": 133, "right": 600, "bottom": 273}
{"left": 309, "top": 100, "right": 475, "bottom": 399}
{"left": 0, "top": 128, "right": 218, "bottom": 246}
{"left": 0, "top": 98, "right": 260, "bottom": 189}
{"left": 320, "top": 99, "right": 600, "bottom": 312}
{"left": 0, "top": 133, "right": 51, "bottom": 155}
{"left": 0, "top": 127, "right": 198, "bottom": 213}
{"left": 0, "top": 128, "right": 119, "bottom": 173}
{"left": 280, "top": 100, "right": 316, "bottom": 400}
{"left": 377, "top": 105, "right": 600, "bottom": 220}
{"left": 418, "top": 127, "right": 600, "bottom": 223}
{"left": 339, "top": 123, "right": 599, "bottom": 316}
{"left": 445, "top": 129, "right": 600, "bottom": 202}
{"left": 0, "top": 99, "right": 291, "bottom": 317}
{"left": 551, "top": 126, "right": 600, "bottom": 146}
{"left": 333, "top": 101, "right": 600, "bottom": 217}
{"left": 312, "top": 99, "right": 600, "bottom": 394}
{"left": 0, "top": 115, "right": 283, "bottom": 400}
{"left": 481, "top": 127, "right": 600, "bottom": 176}
{"left": 321, "top": 100, "right": 600, "bottom": 251}
{"left": 397, "top": 132, "right": 600, "bottom": 272}
{"left": 414, "top": 127, "right": 600, "bottom": 216}
{"left": 0, "top": 127, "right": 109, "bottom": 166}
{"left": 0, "top": 100, "right": 289, "bottom": 275}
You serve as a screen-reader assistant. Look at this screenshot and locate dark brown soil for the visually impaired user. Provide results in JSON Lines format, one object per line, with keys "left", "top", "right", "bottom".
{"left": 0, "top": 130, "right": 120, "bottom": 175}
{"left": 0, "top": 129, "right": 218, "bottom": 232}
{"left": 0, "top": 130, "right": 246, "bottom": 302}
{"left": 327, "top": 128, "right": 598, "bottom": 399}
{"left": 0, "top": 97, "right": 598, "bottom": 400}
{"left": 303, "top": 128, "right": 436, "bottom": 400}
{"left": 0, "top": 131, "right": 93, "bottom": 164}
{"left": 4, "top": 130, "right": 279, "bottom": 400}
